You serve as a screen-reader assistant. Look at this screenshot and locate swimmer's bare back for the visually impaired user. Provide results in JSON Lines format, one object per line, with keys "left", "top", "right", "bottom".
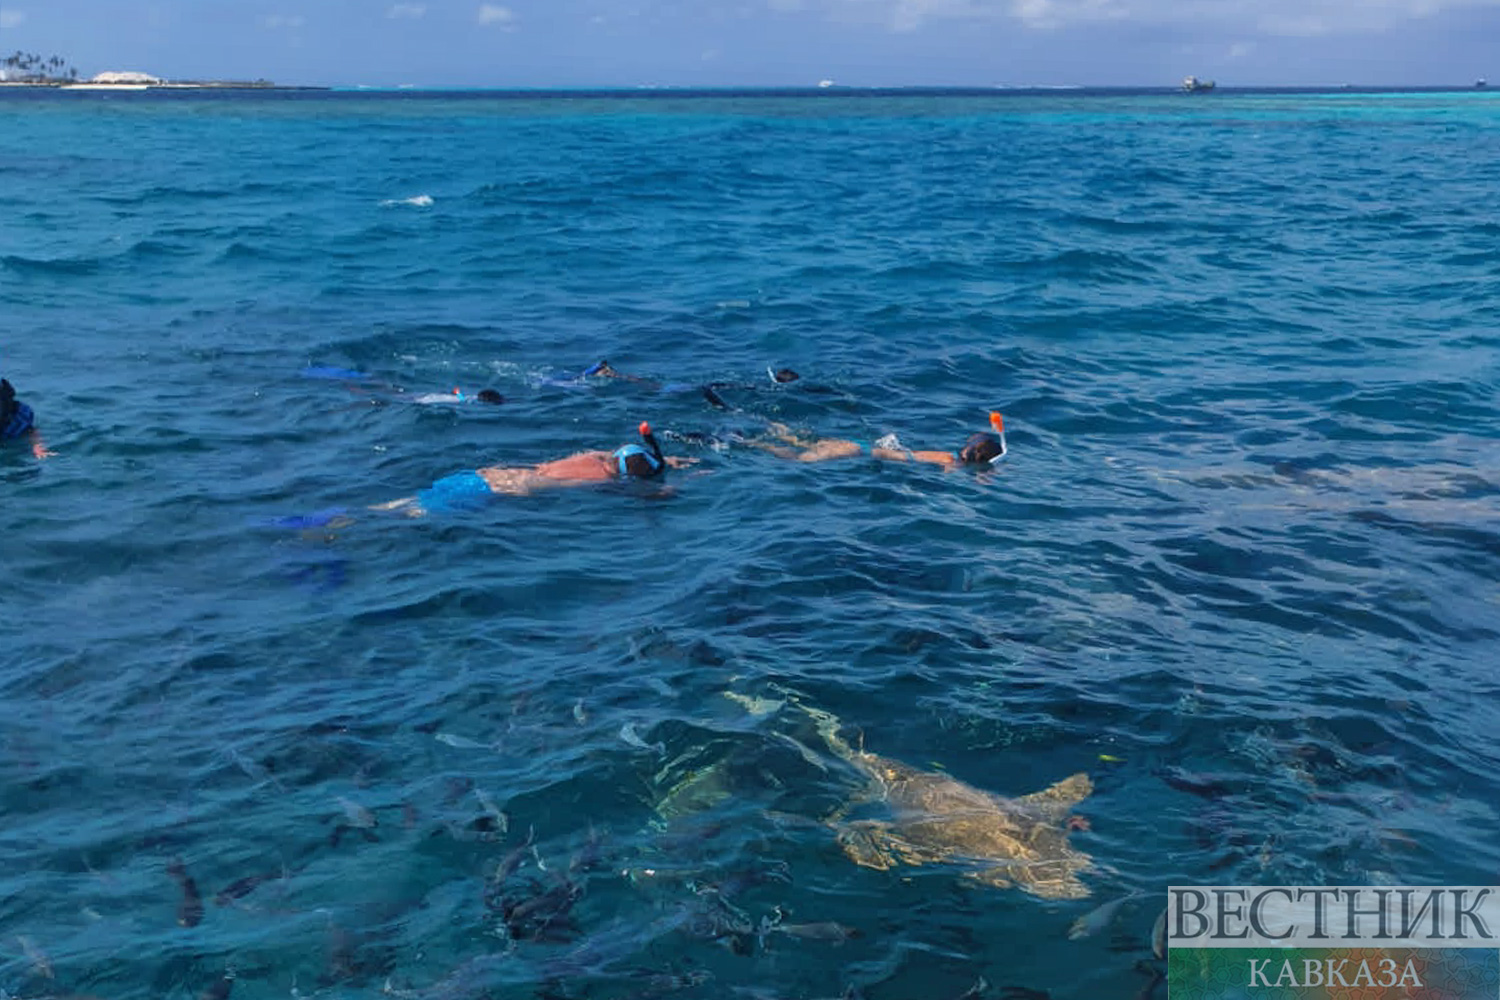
{"left": 475, "top": 451, "right": 615, "bottom": 495}
{"left": 529, "top": 451, "right": 618, "bottom": 482}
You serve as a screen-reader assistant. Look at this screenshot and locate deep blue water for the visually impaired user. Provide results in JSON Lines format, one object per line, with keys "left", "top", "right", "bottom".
{"left": 2, "top": 89, "right": 1499, "bottom": 1000}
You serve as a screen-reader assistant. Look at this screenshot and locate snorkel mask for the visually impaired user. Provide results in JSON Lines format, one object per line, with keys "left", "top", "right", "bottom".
{"left": 614, "top": 422, "right": 667, "bottom": 478}
{"left": 958, "top": 412, "right": 1008, "bottom": 465}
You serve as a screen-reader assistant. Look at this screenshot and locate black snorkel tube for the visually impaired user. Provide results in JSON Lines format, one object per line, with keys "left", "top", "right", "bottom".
{"left": 638, "top": 421, "right": 667, "bottom": 477}
{"left": 0, "top": 378, "right": 15, "bottom": 426}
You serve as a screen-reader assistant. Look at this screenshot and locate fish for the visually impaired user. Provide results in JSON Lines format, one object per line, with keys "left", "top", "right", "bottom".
{"left": 1067, "top": 892, "right": 1140, "bottom": 940}
{"left": 569, "top": 823, "right": 605, "bottom": 874}
{"left": 16, "top": 935, "right": 53, "bottom": 979}
{"left": 952, "top": 979, "right": 989, "bottom": 1000}
{"left": 198, "top": 972, "right": 234, "bottom": 1000}
{"left": 441, "top": 776, "right": 475, "bottom": 805}
{"left": 435, "top": 732, "right": 492, "bottom": 750}
{"left": 1152, "top": 907, "right": 1167, "bottom": 959}
{"left": 166, "top": 857, "right": 204, "bottom": 928}
{"left": 490, "top": 826, "right": 536, "bottom": 888}
{"left": 772, "top": 921, "right": 863, "bottom": 944}
{"left": 805, "top": 705, "right": 1094, "bottom": 899}
{"left": 474, "top": 788, "right": 509, "bottom": 834}
{"left": 1157, "top": 767, "right": 1246, "bottom": 799}
{"left": 214, "top": 872, "right": 276, "bottom": 907}
{"left": 620, "top": 722, "right": 666, "bottom": 755}
{"left": 336, "top": 795, "right": 378, "bottom": 828}
{"left": 1134, "top": 964, "right": 1165, "bottom": 1000}
{"left": 503, "top": 879, "right": 583, "bottom": 939}
{"left": 329, "top": 823, "right": 381, "bottom": 848}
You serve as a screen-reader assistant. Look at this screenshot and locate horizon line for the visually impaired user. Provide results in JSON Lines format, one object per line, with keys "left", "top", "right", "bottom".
{"left": 2, "top": 80, "right": 1492, "bottom": 95}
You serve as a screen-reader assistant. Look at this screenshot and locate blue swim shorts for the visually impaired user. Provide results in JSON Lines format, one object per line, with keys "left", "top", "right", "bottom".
{"left": 417, "top": 470, "right": 492, "bottom": 514}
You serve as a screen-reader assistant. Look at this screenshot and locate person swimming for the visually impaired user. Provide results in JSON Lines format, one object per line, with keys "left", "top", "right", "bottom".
{"left": 406, "top": 387, "right": 506, "bottom": 406}
{"left": 1, "top": 377, "right": 52, "bottom": 459}
{"left": 582, "top": 360, "right": 805, "bottom": 411}
{"left": 299, "top": 367, "right": 505, "bottom": 407}
{"left": 373, "top": 421, "right": 694, "bottom": 516}
{"left": 752, "top": 411, "right": 1008, "bottom": 469}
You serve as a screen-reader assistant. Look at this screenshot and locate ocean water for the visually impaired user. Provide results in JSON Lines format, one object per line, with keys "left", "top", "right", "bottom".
{"left": 2, "top": 88, "right": 1499, "bottom": 1000}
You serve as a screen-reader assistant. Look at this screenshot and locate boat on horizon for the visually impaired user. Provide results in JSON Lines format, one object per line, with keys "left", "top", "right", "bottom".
{"left": 1182, "top": 76, "right": 1216, "bottom": 92}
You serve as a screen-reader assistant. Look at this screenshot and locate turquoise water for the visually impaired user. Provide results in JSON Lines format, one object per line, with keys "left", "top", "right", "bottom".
{"left": 2, "top": 89, "right": 1499, "bottom": 999}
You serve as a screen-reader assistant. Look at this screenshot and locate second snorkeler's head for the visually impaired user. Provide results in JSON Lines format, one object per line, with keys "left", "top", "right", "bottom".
{"left": 959, "top": 432, "right": 1005, "bottom": 465}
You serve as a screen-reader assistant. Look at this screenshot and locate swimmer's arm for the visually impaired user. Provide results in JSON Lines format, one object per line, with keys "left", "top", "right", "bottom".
{"left": 871, "top": 447, "right": 956, "bottom": 468}
{"left": 739, "top": 438, "right": 802, "bottom": 460}
{"left": 745, "top": 429, "right": 859, "bottom": 462}
{"left": 665, "top": 456, "right": 699, "bottom": 469}
{"left": 763, "top": 421, "right": 819, "bottom": 449}
{"left": 27, "top": 428, "right": 53, "bottom": 460}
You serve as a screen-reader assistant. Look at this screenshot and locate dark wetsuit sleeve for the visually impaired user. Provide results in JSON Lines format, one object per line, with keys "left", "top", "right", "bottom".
{"left": 1, "top": 401, "right": 35, "bottom": 441}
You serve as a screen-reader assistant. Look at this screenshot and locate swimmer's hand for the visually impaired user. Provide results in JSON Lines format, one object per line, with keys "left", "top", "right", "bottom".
{"left": 369, "top": 497, "right": 426, "bottom": 516}
{"left": 665, "top": 456, "right": 700, "bottom": 469}
{"left": 30, "top": 434, "right": 54, "bottom": 460}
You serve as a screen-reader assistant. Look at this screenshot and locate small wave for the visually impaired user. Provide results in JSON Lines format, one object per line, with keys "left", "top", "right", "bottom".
{"left": 127, "top": 239, "right": 197, "bottom": 259}
{"left": 381, "top": 194, "right": 434, "bottom": 208}
{"left": 0, "top": 253, "right": 103, "bottom": 275}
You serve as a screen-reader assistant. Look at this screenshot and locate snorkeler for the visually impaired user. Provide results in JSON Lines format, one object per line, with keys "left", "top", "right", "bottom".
{"left": 1, "top": 377, "right": 52, "bottom": 459}
{"left": 372, "top": 421, "right": 695, "bottom": 516}
{"left": 582, "top": 360, "right": 804, "bottom": 410}
{"left": 752, "top": 411, "right": 1008, "bottom": 469}
{"left": 406, "top": 387, "right": 506, "bottom": 406}
{"left": 299, "top": 367, "right": 505, "bottom": 407}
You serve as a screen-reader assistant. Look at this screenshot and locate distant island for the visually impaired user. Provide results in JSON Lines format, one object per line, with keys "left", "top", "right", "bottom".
{"left": 0, "top": 51, "right": 324, "bottom": 90}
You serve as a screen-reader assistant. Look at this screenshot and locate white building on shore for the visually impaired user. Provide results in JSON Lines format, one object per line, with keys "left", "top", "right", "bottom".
{"left": 89, "top": 71, "right": 163, "bottom": 85}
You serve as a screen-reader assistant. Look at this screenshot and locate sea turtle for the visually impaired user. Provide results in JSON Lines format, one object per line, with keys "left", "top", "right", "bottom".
{"left": 804, "top": 705, "right": 1095, "bottom": 900}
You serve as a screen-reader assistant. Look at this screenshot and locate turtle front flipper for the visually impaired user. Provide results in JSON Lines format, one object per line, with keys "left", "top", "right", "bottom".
{"left": 837, "top": 821, "right": 900, "bottom": 870}
{"left": 1013, "top": 772, "right": 1093, "bottom": 822}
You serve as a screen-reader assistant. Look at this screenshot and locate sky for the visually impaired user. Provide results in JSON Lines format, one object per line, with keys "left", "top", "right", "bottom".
{"left": 0, "top": 0, "right": 1495, "bottom": 88}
